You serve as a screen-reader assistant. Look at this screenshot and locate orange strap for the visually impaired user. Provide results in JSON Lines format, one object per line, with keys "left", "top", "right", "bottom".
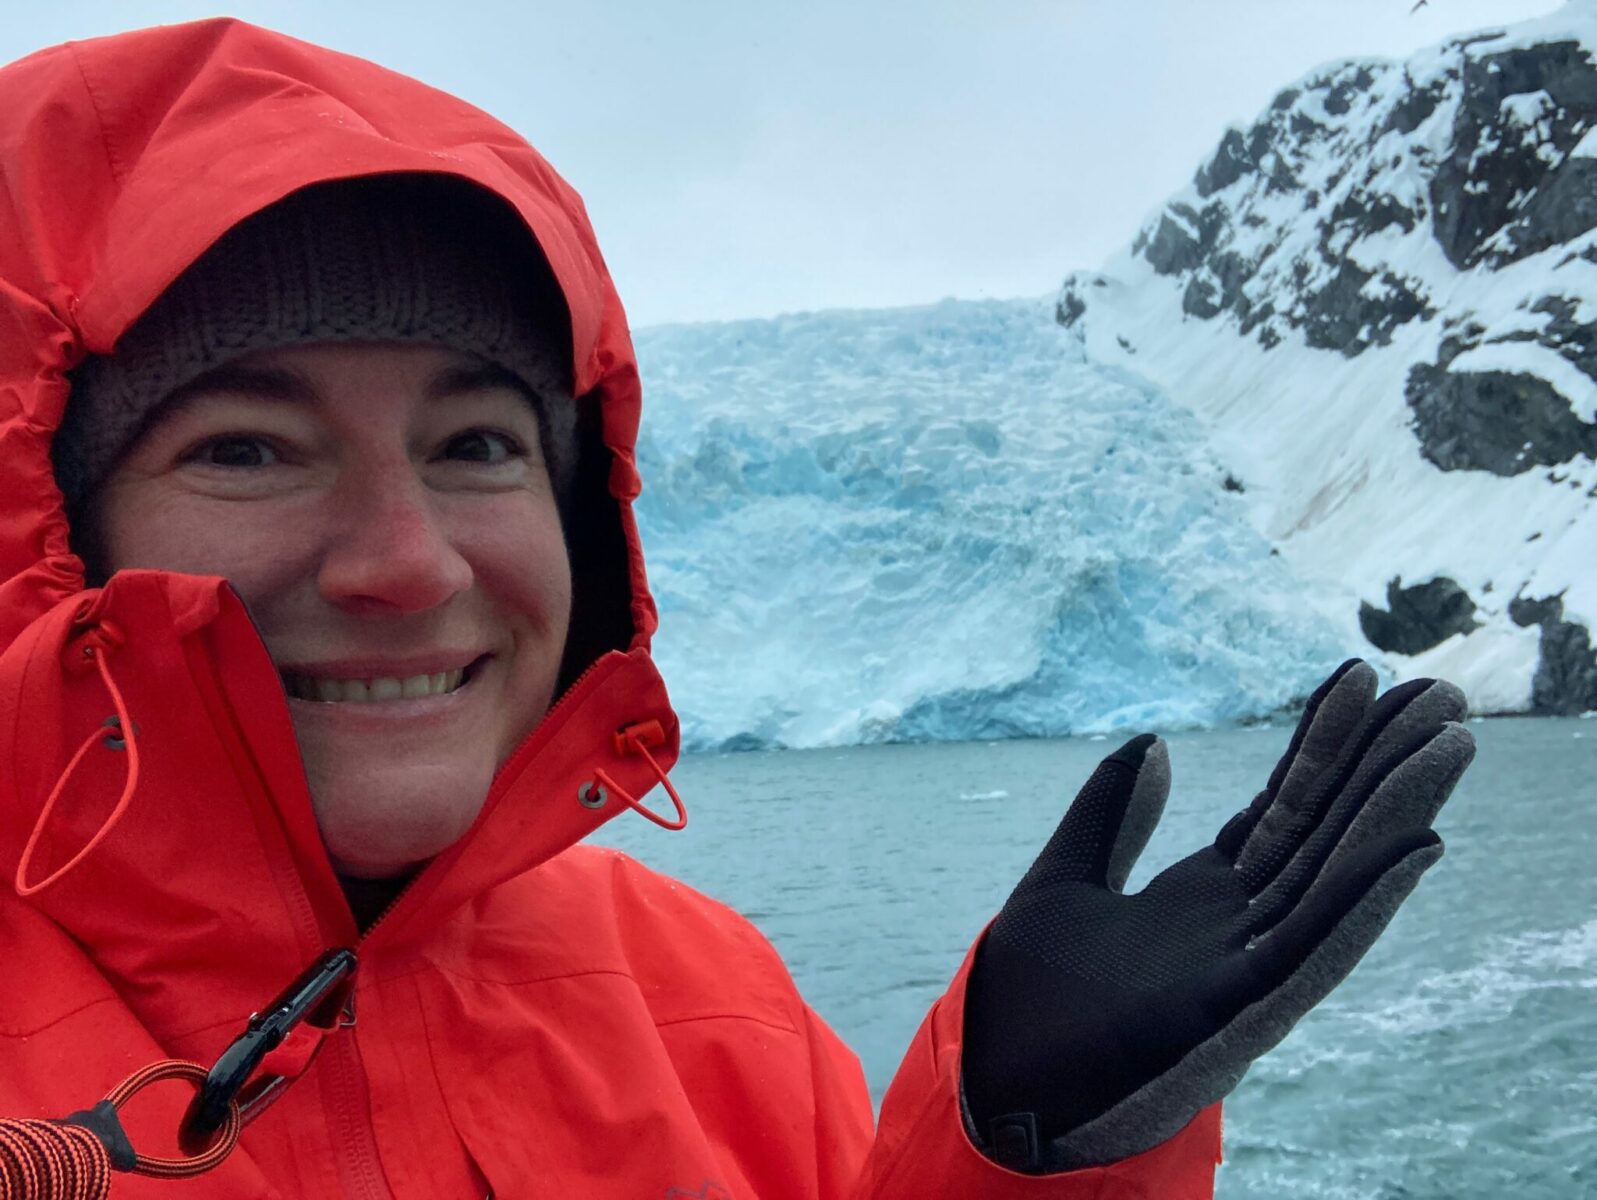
{"left": 15, "top": 643, "right": 142, "bottom": 898}
{"left": 0, "top": 1117, "right": 112, "bottom": 1200}
{"left": 0, "top": 1061, "right": 241, "bottom": 1199}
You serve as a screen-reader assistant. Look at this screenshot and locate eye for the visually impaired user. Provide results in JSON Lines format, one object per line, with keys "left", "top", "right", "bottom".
{"left": 188, "top": 436, "right": 280, "bottom": 468}
{"left": 441, "top": 429, "right": 525, "bottom": 464}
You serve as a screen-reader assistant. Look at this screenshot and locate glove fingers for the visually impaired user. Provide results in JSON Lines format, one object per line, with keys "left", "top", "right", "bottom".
{"left": 1315, "top": 721, "right": 1474, "bottom": 877}
{"left": 1019, "top": 733, "right": 1169, "bottom": 892}
{"left": 1263, "top": 659, "right": 1375, "bottom": 799}
{"left": 1230, "top": 661, "right": 1378, "bottom": 870}
{"left": 1242, "top": 698, "right": 1462, "bottom": 933}
{"left": 1241, "top": 826, "right": 1442, "bottom": 1000}
{"left": 1235, "top": 677, "right": 1461, "bottom": 893}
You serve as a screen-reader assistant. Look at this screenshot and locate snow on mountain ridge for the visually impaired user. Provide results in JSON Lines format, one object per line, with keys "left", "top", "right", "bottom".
{"left": 1058, "top": 4, "right": 1597, "bottom": 715}
{"left": 632, "top": 300, "right": 1343, "bottom": 752}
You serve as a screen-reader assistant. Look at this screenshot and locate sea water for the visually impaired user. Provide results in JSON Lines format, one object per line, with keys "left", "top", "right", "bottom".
{"left": 594, "top": 716, "right": 1597, "bottom": 1198}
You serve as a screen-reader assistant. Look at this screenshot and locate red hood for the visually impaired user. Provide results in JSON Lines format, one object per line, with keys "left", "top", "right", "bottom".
{"left": 0, "top": 18, "right": 678, "bottom": 1037}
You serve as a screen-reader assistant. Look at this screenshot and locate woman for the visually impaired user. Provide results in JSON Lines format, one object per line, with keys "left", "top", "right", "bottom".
{"left": 0, "top": 18, "right": 1475, "bottom": 1198}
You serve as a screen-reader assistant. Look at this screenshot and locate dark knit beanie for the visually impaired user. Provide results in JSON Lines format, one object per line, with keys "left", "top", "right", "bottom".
{"left": 55, "top": 174, "right": 576, "bottom": 511}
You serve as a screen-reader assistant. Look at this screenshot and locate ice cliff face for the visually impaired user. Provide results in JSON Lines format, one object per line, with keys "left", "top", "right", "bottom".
{"left": 1058, "top": 4, "right": 1597, "bottom": 715}
{"left": 632, "top": 301, "right": 1343, "bottom": 752}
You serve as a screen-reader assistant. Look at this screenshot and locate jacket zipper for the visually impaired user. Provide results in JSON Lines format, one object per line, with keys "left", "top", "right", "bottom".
{"left": 311, "top": 651, "right": 624, "bottom": 1197}
{"left": 203, "top": 597, "right": 634, "bottom": 1193}
{"left": 322, "top": 1016, "right": 395, "bottom": 1200}
{"left": 191, "top": 598, "right": 398, "bottom": 1199}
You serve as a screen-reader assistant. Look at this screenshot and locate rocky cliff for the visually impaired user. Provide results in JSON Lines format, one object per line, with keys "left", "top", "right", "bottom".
{"left": 1058, "top": 4, "right": 1597, "bottom": 715}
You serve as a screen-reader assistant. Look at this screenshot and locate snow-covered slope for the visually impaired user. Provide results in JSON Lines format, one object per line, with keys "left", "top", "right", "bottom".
{"left": 632, "top": 300, "right": 1343, "bottom": 751}
{"left": 1057, "top": 4, "right": 1597, "bottom": 715}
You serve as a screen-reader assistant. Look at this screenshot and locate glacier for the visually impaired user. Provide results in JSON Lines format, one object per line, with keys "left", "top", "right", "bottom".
{"left": 631, "top": 299, "right": 1345, "bottom": 752}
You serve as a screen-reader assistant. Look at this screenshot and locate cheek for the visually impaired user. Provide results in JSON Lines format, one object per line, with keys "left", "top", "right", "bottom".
{"left": 95, "top": 486, "right": 317, "bottom": 604}
{"left": 451, "top": 496, "right": 572, "bottom": 652}
{"left": 484, "top": 520, "right": 571, "bottom": 635}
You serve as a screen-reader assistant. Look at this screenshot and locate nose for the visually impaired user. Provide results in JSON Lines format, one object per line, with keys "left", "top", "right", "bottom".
{"left": 316, "top": 466, "right": 473, "bottom": 614}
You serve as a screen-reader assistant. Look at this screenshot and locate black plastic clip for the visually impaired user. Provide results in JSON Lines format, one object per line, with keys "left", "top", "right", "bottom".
{"left": 181, "top": 948, "right": 357, "bottom": 1151}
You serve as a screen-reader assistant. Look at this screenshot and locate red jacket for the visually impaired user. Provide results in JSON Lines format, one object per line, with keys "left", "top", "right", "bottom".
{"left": 0, "top": 19, "right": 1221, "bottom": 1198}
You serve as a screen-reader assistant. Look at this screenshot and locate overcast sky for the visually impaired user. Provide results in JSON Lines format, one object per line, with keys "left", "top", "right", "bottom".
{"left": 0, "top": 1, "right": 1568, "bottom": 326}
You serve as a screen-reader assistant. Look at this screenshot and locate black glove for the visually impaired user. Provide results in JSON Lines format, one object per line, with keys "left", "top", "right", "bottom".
{"left": 961, "top": 660, "right": 1475, "bottom": 1172}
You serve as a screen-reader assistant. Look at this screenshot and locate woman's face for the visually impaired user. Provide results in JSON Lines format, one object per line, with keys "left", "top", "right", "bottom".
{"left": 92, "top": 341, "right": 573, "bottom": 880}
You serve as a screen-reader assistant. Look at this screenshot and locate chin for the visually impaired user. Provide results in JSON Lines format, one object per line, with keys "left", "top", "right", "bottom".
{"left": 322, "top": 821, "right": 470, "bottom": 880}
{"left": 308, "top": 764, "right": 491, "bottom": 881}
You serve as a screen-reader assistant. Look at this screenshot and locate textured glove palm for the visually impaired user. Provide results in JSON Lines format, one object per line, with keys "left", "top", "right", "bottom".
{"left": 962, "top": 660, "right": 1476, "bottom": 1172}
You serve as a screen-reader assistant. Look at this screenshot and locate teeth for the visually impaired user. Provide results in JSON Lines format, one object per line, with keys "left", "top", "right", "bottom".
{"left": 284, "top": 668, "right": 469, "bottom": 703}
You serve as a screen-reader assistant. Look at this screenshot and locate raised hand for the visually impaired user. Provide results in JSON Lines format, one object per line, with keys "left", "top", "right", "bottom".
{"left": 961, "top": 660, "right": 1476, "bottom": 1173}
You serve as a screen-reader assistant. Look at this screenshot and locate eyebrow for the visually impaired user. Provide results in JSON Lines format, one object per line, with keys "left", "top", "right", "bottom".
{"left": 162, "top": 363, "right": 317, "bottom": 411}
{"left": 427, "top": 361, "right": 541, "bottom": 404}
{"left": 159, "top": 356, "right": 541, "bottom": 415}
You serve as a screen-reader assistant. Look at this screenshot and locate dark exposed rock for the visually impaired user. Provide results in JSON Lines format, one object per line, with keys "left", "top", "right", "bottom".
{"left": 1431, "top": 41, "right": 1597, "bottom": 268}
{"left": 1497, "top": 158, "right": 1597, "bottom": 263}
{"left": 1507, "top": 593, "right": 1597, "bottom": 714}
{"left": 1143, "top": 203, "right": 1230, "bottom": 276}
{"left": 1238, "top": 299, "right": 1275, "bottom": 337}
{"left": 1435, "top": 322, "right": 1487, "bottom": 368}
{"left": 1195, "top": 127, "right": 1254, "bottom": 197}
{"left": 1529, "top": 295, "right": 1597, "bottom": 382}
{"left": 1290, "top": 111, "right": 1326, "bottom": 140}
{"left": 1359, "top": 576, "right": 1480, "bottom": 655}
{"left": 1301, "top": 261, "right": 1374, "bottom": 352}
{"left": 1192, "top": 201, "right": 1230, "bottom": 250}
{"left": 1210, "top": 250, "right": 1253, "bottom": 310}
{"left": 1323, "top": 65, "right": 1376, "bottom": 116}
{"left": 1328, "top": 190, "right": 1420, "bottom": 238}
{"left": 1182, "top": 276, "right": 1221, "bottom": 319}
{"left": 1222, "top": 473, "right": 1245, "bottom": 493}
{"left": 1057, "top": 288, "right": 1085, "bottom": 328}
{"left": 1535, "top": 620, "right": 1597, "bottom": 713}
{"left": 1486, "top": 42, "right": 1597, "bottom": 108}
{"left": 1145, "top": 213, "right": 1203, "bottom": 276}
{"left": 1510, "top": 593, "right": 1565, "bottom": 626}
{"left": 1407, "top": 362, "right": 1597, "bottom": 473}
{"left": 1383, "top": 72, "right": 1448, "bottom": 135}
{"left": 1300, "top": 263, "right": 1433, "bottom": 355}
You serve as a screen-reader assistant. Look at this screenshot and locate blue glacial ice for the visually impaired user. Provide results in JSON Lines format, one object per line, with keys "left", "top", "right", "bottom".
{"left": 631, "top": 298, "right": 1346, "bottom": 751}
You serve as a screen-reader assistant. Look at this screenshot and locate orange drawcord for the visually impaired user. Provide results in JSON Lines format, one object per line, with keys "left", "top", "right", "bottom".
{"left": 104, "top": 1063, "right": 240, "bottom": 1179}
{"left": 0, "top": 1061, "right": 240, "bottom": 1199}
{"left": 15, "top": 644, "right": 142, "bottom": 898}
{"left": 0, "top": 1118, "right": 111, "bottom": 1200}
{"left": 589, "top": 720, "right": 689, "bottom": 831}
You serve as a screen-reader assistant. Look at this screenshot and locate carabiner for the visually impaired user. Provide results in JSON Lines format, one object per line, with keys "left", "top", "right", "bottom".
{"left": 181, "top": 948, "right": 357, "bottom": 1152}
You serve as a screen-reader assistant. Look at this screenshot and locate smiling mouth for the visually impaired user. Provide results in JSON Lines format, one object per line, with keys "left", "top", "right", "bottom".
{"left": 281, "top": 662, "right": 478, "bottom": 703}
